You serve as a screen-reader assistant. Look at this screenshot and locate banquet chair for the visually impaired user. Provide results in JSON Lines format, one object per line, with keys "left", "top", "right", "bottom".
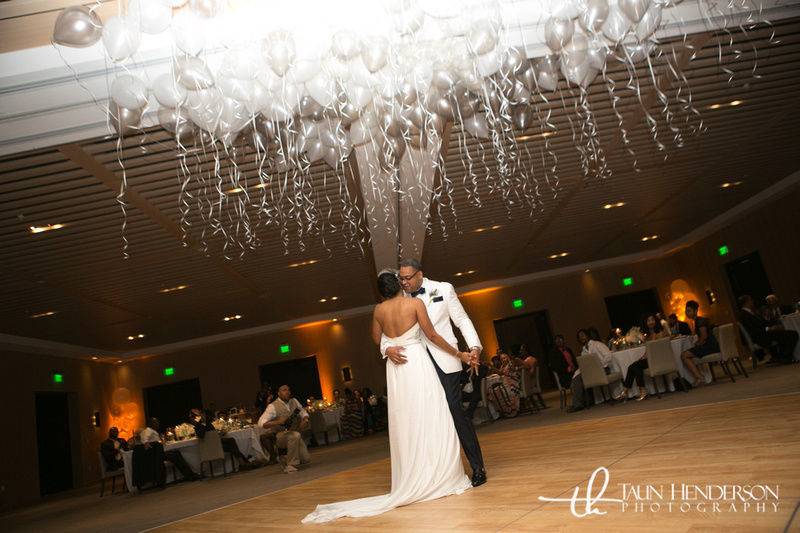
{"left": 695, "top": 328, "right": 736, "bottom": 383}
{"left": 198, "top": 430, "right": 229, "bottom": 477}
{"left": 738, "top": 322, "right": 765, "bottom": 370}
{"left": 577, "top": 354, "right": 622, "bottom": 404}
{"left": 643, "top": 337, "right": 685, "bottom": 398}
{"left": 97, "top": 452, "right": 125, "bottom": 497}
{"left": 519, "top": 370, "right": 539, "bottom": 414}
{"left": 480, "top": 378, "right": 499, "bottom": 422}
{"left": 718, "top": 323, "right": 749, "bottom": 378}
{"left": 551, "top": 371, "right": 570, "bottom": 411}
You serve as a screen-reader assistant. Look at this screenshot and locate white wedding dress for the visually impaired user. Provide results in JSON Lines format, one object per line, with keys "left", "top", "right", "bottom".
{"left": 302, "top": 323, "right": 472, "bottom": 523}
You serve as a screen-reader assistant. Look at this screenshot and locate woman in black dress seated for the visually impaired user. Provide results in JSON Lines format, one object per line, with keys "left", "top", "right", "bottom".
{"left": 680, "top": 300, "right": 720, "bottom": 386}
{"left": 614, "top": 314, "right": 669, "bottom": 402}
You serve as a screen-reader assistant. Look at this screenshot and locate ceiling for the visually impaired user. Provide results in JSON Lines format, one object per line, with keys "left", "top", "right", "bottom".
{"left": 1, "top": 16, "right": 799, "bottom": 354}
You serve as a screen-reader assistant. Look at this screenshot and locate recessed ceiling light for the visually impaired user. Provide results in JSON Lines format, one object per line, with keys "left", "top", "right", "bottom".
{"left": 641, "top": 235, "right": 659, "bottom": 242}
{"left": 319, "top": 298, "right": 328, "bottom": 302}
{"left": 30, "top": 310, "right": 57, "bottom": 318}
{"left": 708, "top": 103, "right": 722, "bottom": 110}
{"left": 603, "top": 202, "right": 626, "bottom": 210}
{"left": 253, "top": 182, "right": 268, "bottom": 189}
{"left": 127, "top": 334, "right": 145, "bottom": 341}
{"left": 330, "top": 296, "right": 338, "bottom": 301}
{"left": 548, "top": 252, "right": 569, "bottom": 259}
{"left": 91, "top": 356, "right": 99, "bottom": 360}
{"left": 288, "top": 259, "right": 318, "bottom": 268}
{"left": 584, "top": 268, "right": 591, "bottom": 273}
{"left": 227, "top": 187, "right": 244, "bottom": 194}
{"left": 116, "top": 359, "right": 123, "bottom": 364}
{"left": 454, "top": 272, "right": 463, "bottom": 277}
{"left": 729, "top": 100, "right": 743, "bottom": 106}
{"left": 332, "top": 318, "right": 339, "bottom": 322}
{"left": 223, "top": 314, "right": 243, "bottom": 322}
{"left": 491, "top": 225, "right": 502, "bottom": 230}
{"left": 473, "top": 227, "right": 486, "bottom": 233}
{"left": 516, "top": 131, "right": 555, "bottom": 141}
{"left": 159, "top": 284, "right": 189, "bottom": 294}
{"left": 720, "top": 181, "right": 743, "bottom": 189}
{"left": 29, "top": 223, "right": 66, "bottom": 234}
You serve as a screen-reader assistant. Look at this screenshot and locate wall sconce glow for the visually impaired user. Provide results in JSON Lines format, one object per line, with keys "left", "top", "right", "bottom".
{"left": 718, "top": 245, "right": 729, "bottom": 256}
{"left": 512, "top": 298, "right": 524, "bottom": 309}
{"left": 163, "top": 367, "right": 175, "bottom": 377}
{"left": 280, "top": 343, "right": 291, "bottom": 354}
{"left": 159, "top": 284, "right": 189, "bottom": 293}
{"left": 30, "top": 310, "right": 57, "bottom": 318}
{"left": 288, "top": 259, "right": 318, "bottom": 268}
{"left": 52, "top": 372, "right": 63, "bottom": 384}
{"left": 622, "top": 277, "right": 634, "bottom": 287}
{"left": 29, "top": 223, "right": 66, "bottom": 234}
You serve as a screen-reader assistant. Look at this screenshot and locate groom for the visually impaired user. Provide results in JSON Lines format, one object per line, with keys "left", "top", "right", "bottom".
{"left": 381, "top": 258, "right": 487, "bottom": 487}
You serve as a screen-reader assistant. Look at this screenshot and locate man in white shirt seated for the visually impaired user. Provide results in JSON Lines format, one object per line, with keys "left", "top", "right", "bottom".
{"left": 568, "top": 329, "right": 615, "bottom": 412}
{"left": 257, "top": 384, "right": 310, "bottom": 473}
{"left": 139, "top": 417, "right": 199, "bottom": 482}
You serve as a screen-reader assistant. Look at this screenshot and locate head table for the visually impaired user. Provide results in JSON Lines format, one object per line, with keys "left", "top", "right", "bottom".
{"left": 780, "top": 313, "right": 800, "bottom": 361}
{"left": 121, "top": 426, "right": 266, "bottom": 493}
{"left": 608, "top": 335, "right": 702, "bottom": 399}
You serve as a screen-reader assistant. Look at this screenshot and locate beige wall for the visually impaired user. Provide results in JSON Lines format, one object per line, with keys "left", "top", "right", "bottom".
{"left": 2, "top": 184, "right": 797, "bottom": 509}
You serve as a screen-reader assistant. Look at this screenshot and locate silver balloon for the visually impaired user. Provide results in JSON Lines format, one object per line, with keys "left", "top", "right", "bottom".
{"left": 462, "top": 113, "right": 490, "bottom": 139}
{"left": 299, "top": 95, "right": 323, "bottom": 118}
{"left": 109, "top": 102, "right": 143, "bottom": 137}
{"left": 381, "top": 136, "right": 405, "bottom": 166}
{"left": 53, "top": 6, "right": 102, "bottom": 47}
{"left": 579, "top": 0, "right": 609, "bottom": 32}
{"left": 153, "top": 73, "right": 187, "bottom": 108}
{"left": 624, "top": 40, "right": 655, "bottom": 63}
{"left": 174, "top": 120, "right": 197, "bottom": 145}
{"left": 429, "top": 113, "right": 446, "bottom": 133}
{"left": 560, "top": 56, "right": 590, "bottom": 87}
{"left": 500, "top": 46, "right": 530, "bottom": 77}
{"left": 381, "top": 110, "right": 406, "bottom": 138}
{"left": 636, "top": 3, "right": 662, "bottom": 40}
{"left": 177, "top": 56, "right": 215, "bottom": 90}
{"left": 619, "top": 0, "right": 651, "bottom": 23}
{"left": 360, "top": 37, "right": 389, "bottom": 73}
{"left": 561, "top": 31, "right": 589, "bottom": 67}
{"left": 467, "top": 19, "right": 498, "bottom": 55}
{"left": 434, "top": 96, "right": 455, "bottom": 119}
{"left": 544, "top": 17, "right": 574, "bottom": 52}
{"left": 520, "top": 67, "right": 537, "bottom": 91}
{"left": 512, "top": 106, "right": 532, "bottom": 131}
{"left": 396, "top": 81, "right": 418, "bottom": 106}
{"left": 602, "top": 4, "right": 632, "bottom": 42}
{"left": 158, "top": 107, "right": 180, "bottom": 133}
{"left": 432, "top": 70, "right": 456, "bottom": 92}
{"left": 587, "top": 38, "right": 609, "bottom": 70}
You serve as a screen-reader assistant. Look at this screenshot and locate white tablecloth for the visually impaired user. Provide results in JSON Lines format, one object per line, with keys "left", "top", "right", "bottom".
{"left": 611, "top": 336, "right": 701, "bottom": 397}
{"left": 310, "top": 407, "right": 343, "bottom": 445}
{"left": 122, "top": 427, "right": 265, "bottom": 492}
{"left": 781, "top": 313, "right": 800, "bottom": 361}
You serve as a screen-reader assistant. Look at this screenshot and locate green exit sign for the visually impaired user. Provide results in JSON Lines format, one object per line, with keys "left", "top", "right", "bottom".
{"left": 163, "top": 367, "right": 175, "bottom": 377}
{"left": 280, "top": 343, "right": 291, "bottom": 354}
{"left": 622, "top": 277, "right": 634, "bottom": 287}
{"left": 718, "top": 245, "right": 729, "bottom": 256}
{"left": 52, "top": 372, "right": 63, "bottom": 384}
{"left": 512, "top": 298, "right": 524, "bottom": 309}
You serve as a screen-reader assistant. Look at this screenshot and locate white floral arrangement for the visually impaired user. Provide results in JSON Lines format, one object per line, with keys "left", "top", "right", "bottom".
{"left": 174, "top": 422, "right": 196, "bottom": 440}
{"left": 211, "top": 418, "right": 228, "bottom": 432}
{"left": 624, "top": 326, "right": 645, "bottom": 345}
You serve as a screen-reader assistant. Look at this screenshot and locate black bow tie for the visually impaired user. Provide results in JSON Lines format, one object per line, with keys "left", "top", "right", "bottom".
{"left": 410, "top": 287, "right": 426, "bottom": 297}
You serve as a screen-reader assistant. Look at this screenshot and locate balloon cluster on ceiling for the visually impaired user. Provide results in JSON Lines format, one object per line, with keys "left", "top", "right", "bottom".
{"left": 52, "top": 0, "right": 759, "bottom": 257}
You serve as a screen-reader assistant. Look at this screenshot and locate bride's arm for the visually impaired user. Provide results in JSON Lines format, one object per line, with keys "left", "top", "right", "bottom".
{"left": 371, "top": 308, "right": 383, "bottom": 345}
{"left": 413, "top": 299, "right": 462, "bottom": 359}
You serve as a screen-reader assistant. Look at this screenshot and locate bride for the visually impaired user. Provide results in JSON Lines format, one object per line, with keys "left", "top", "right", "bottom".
{"left": 302, "top": 271, "right": 474, "bottom": 523}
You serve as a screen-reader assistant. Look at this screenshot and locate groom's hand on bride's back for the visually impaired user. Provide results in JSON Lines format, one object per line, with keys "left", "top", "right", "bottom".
{"left": 385, "top": 346, "right": 408, "bottom": 365}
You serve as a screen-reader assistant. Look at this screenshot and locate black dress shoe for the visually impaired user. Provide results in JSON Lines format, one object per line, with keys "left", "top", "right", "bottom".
{"left": 471, "top": 469, "right": 487, "bottom": 487}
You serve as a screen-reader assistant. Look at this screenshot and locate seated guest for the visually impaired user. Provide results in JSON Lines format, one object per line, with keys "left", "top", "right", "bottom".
{"left": 100, "top": 426, "right": 128, "bottom": 471}
{"left": 332, "top": 388, "right": 344, "bottom": 407}
{"left": 643, "top": 314, "right": 669, "bottom": 340}
{"left": 680, "top": 300, "right": 720, "bottom": 386}
{"left": 739, "top": 295, "right": 799, "bottom": 364}
{"left": 258, "top": 384, "right": 310, "bottom": 473}
{"left": 547, "top": 334, "right": 576, "bottom": 389}
{"left": 139, "top": 418, "right": 199, "bottom": 481}
{"left": 568, "top": 328, "right": 615, "bottom": 412}
{"left": 515, "top": 344, "right": 539, "bottom": 374}
{"left": 668, "top": 313, "right": 692, "bottom": 336}
{"left": 254, "top": 383, "right": 273, "bottom": 413}
{"left": 188, "top": 409, "right": 256, "bottom": 468}
{"left": 762, "top": 294, "right": 793, "bottom": 324}
{"left": 486, "top": 352, "right": 524, "bottom": 418}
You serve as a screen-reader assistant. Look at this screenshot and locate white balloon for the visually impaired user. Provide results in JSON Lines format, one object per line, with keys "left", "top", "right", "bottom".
{"left": 306, "top": 72, "right": 336, "bottom": 107}
{"left": 345, "top": 81, "right": 373, "bottom": 110}
{"left": 245, "top": 81, "right": 269, "bottom": 114}
{"left": 537, "top": 70, "right": 559, "bottom": 92}
{"left": 624, "top": 40, "right": 655, "bottom": 63}
{"left": 545, "top": 17, "right": 574, "bottom": 52}
{"left": 636, "top": 3, "right": 662, "bottom": 40}
{"left": 219, "top": 48, "right": 262, "bottom": 80}
{"left": 546, "top": 0, "right": 580, "bottom": 19}
{"left": 579, "top": 0, "right": 610, "bottom": 32}
{"left": 218, "top": 96, "right": 249, "bottom": 134}
{"left": 153, "top": 73, "right": 187, "bottom": 108}
{"left": 172, "top": 11, "right": 205, "bottom": 56}
{"left": 102, "top": 16, "right": 140, "bottom": 62}
{"left": 475, "top": 48, "right": 501, "bottom": 77}
{"left": 587, "top": 38, "right": 609, "bottom": 70}
{"left": 218, "top": 77, "right": 254, "bottom": 102}
{"left": 290, "top": 58, "right": 322, "bottom": 83}
{"left": 128, "top": 0, "right": 171, "bottom": 35}
{"left": 265, "top": 33, "right": 296, "bottom": 76}
{"left": 110, "top": 74, "right": 148, "bottom": 110}
{"left": 177, "top": 56, "right": 215, "bottom": 90}
{"left": 467, "top": 19, "right": 498, "bottom": 55}
{"left": 332, "top": 30, "right": 360, "bottom": 60}
{"left": 619, "top": 0, "right": 651, "bottom": 23}
{"left": 349, "top": 118, "right": 374, "bottom": 145}
{"left": 185, "top": 88, "right": 221, "bottom": 132}
{"left": 163, "top": 0, "right": 187, "bottom": 6}
{"left": 560, "top": 56, "right": 590, "bottom": 86}
{"left": 602, "top": 4, "right": 632, "bottom": 42}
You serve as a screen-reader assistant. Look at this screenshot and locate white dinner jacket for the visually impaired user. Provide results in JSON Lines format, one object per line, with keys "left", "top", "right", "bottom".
{"left": 380, "top": 277, "right": 482, "bottom": 374}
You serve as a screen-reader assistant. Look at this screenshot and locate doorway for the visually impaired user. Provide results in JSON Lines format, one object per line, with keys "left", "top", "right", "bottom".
{"left": 259, "top": 355, "right": 322, "bottom": 404}
{"left": 725, "top": 251, "right": 773, "bottom": 305}
{"left": 604, "top": 288, "right": 663, "bottom": 332}
{"left": 493, "top": 310, "right": 555, "bottom": 389}
{"left": 143, "top": 378, "right": 203, "bottom": 429}
{"left": 35, "top": 392, "right": 74, "bottom": 496}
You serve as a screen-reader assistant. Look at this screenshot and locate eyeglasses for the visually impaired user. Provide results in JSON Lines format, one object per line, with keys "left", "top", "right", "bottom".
{"left": 398, "top": 270, "right": 420, "bottom": 282}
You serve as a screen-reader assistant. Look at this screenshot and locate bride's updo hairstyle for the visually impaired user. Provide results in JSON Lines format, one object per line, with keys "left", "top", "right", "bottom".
{"left": 377, "top": 271, "right": 401, "bottom": 299}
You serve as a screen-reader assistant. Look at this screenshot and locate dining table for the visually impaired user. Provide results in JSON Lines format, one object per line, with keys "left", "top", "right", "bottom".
{"left": 780, "top": 312, "right": 800, "bottom": 361}
{"left": 122, "top": 426, "right": 266, "bottom": 492}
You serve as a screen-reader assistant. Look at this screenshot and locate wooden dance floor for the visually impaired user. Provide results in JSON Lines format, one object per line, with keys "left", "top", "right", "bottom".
{"left": 157, "top": 393, "right": 800, "bottom": 532}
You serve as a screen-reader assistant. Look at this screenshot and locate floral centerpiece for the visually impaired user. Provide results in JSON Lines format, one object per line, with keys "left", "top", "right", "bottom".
{"left": 174, "top": 422, "right": 196, "bottom": 441}
{"left": 306, "top": 397, "right": 335, "bottom": 413}
{"left": 624, "top": 326, "right": 645, "bottom": 346}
